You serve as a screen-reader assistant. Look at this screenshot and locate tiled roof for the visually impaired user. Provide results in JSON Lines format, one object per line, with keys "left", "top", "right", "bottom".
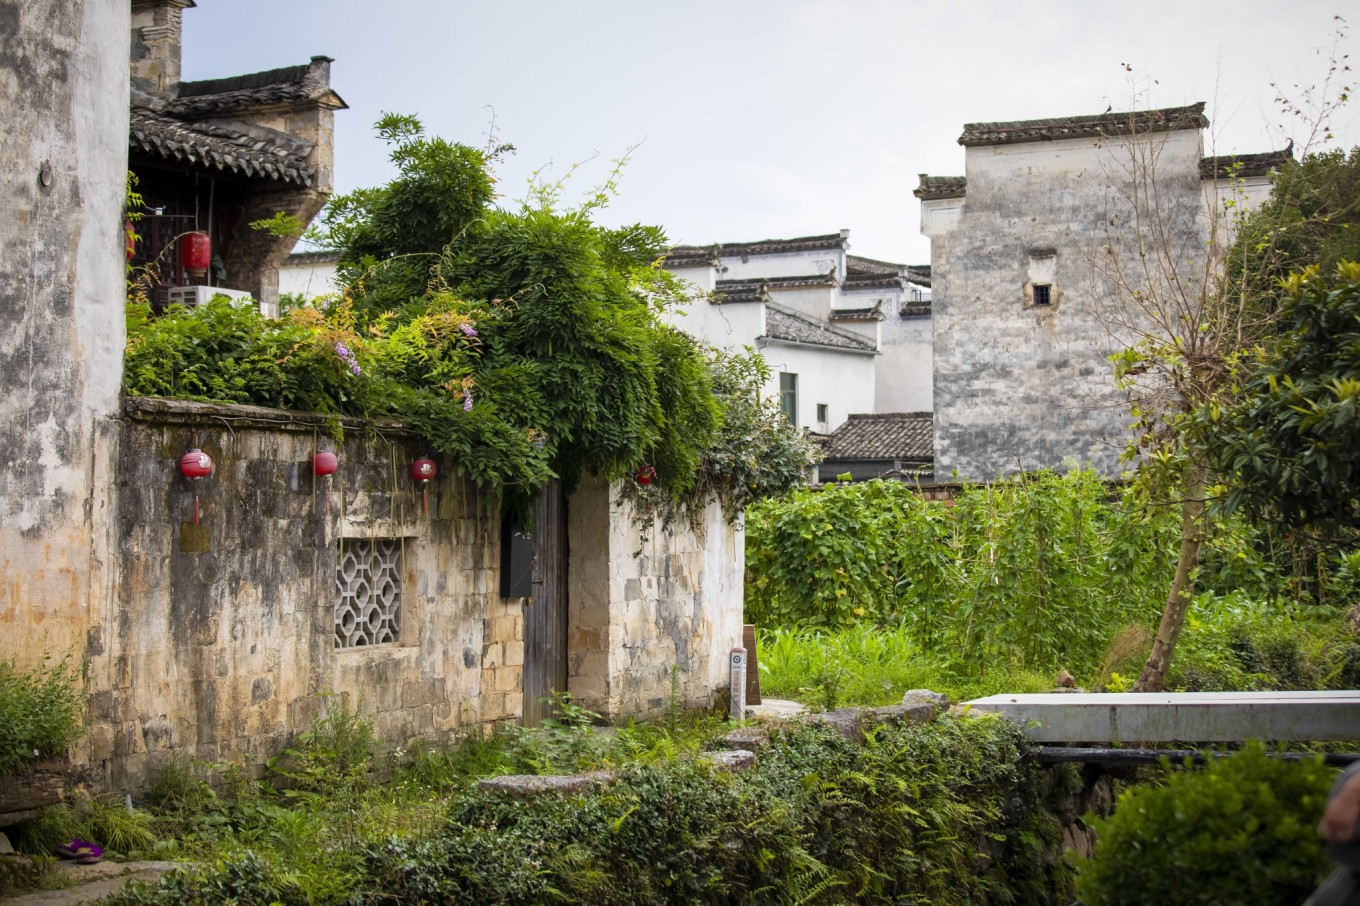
{"left": 843, "top": 254, "right": 904, "bottom": 291}
{"left": 1200, "top": 148, "right": 1293, "bottom": 179}
{"left": 170, "top": 57, "right": 347, "bottom": 117}
{"left": 129, "top": 107, "right": 315, "bottom": 186}
{"left": 822, "top": 412, "right": 933, "bottom": 461}
{"left": 830, "top": 306, "right": 885, "bottom": 323}
{"left": 899, "top": 302, "right": 931, "bottom": 318}
{"left": 712, "top": 281, "right": 767, "bottom": 304}
{"left": 666, "top": 232, "right": 847, "bottom": 266}
{"left": 763, "top": 303, "right": 877, "bottom": 354}
{"left": 915, "top": 175, "right": 967, "bottom": 200}
{"left": 720, "top": 274, "right": 835, "bottom": 291}
{"left": 285, "top": 250, "right": 341, "bottom": 265}
{"left": 959, "top": 102, "right": 1208, "bottom": 147}
{"left": 905, "top": 265, "right": 931, "bottom": 287}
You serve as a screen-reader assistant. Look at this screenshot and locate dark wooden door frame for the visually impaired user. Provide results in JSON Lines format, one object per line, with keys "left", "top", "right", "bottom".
{"left": 522, "top": 481, "right": 568, "bottom": 726}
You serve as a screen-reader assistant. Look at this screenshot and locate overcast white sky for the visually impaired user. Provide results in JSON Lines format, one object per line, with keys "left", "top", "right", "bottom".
{"left": 182, "top": 1, "right": 1358, "bottom": 264}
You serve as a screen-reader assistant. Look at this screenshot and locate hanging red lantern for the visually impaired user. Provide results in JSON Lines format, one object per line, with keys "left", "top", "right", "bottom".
{"left": 312, "top": 452, "right": 338, "bottom": 476}
{"left": 124, "top": 220, "right": 137, "bottom": 262}
{"left": 178, "top": 448, "right": 213, "bottom": 524}
{"left": 635, "top": 465, "right": 656, "bottom": 486}
{"left": 180, "top": 231, "right": 211, "bottom": 279}
{"left": 179, "top": 448, "right": 213, "bottom": 479}
{"left": 411, "top": 457, "right": 437, "bottom": 515}
{"left": 313, "top": 451, "right": 339, "bottom": 516}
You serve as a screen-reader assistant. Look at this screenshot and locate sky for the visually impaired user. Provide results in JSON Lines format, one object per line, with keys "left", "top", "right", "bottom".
{"left": 182, "top": 1, "right": 1358, "bottom": 264}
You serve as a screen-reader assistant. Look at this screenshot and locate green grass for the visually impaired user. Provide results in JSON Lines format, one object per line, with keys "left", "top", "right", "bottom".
{"left": 757, "top": 624, "right": 1053, "bottom": 708}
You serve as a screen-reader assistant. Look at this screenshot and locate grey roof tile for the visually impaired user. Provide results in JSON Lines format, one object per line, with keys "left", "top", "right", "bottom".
{"left": 823, "top": 412, "right": 933, "bottom": 461}
{"left": 763, "top": 303, "right": 877, "bottom": 354}
{"left": 914, "top": 175, "right": 967, "bottom": 200}
{"left": 170, "top": 57, "right": 347, "bottom": 117}
{"left": 666, "top": 232, "right": 846, "bottom": 265}
{"left": 130, "top": 107, "right": 314, "bottom": 185}
{"left": 959, "top": 102, "right": 1208, "bottom": 147}
{"left": 1200, "top": 148, "right": 1293, "bottom": 179}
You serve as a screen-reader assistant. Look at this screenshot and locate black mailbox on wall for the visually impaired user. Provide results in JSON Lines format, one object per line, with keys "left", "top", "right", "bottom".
{"left": 500, "top": 512, "right": 534, "bottom": 597}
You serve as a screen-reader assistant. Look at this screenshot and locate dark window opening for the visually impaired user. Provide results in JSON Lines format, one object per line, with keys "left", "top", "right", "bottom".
{"left": 816, "top": 403, "right": 828, "bottom": 425}
{"left": 1033, "top": 284, "right": 1052, "bottom": 306}
{"left": 779, "top": 372, "right": 798, "bottom": 426}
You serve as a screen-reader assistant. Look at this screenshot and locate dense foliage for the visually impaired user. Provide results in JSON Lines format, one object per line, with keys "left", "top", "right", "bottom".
{"left": 125, "top": 116, "right": 813, "bottom": 519}
{"left": 1076, "top": 743, "right": 1336, "bottom": 906}
{"left": 1209, "top": 262, "right": 1360, "bottom": 536}
{"left": 95, "top": 713, "right": 1072, "bottom": 906}
{"left": 746, "top": 471, "right": 1175, "bottom": 673}
{"left": 0, "top": 656, "right": 83, "bottom": 776}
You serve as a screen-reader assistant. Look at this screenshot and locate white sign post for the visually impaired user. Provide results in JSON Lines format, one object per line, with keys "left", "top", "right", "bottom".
{"left": 730, "top": 646, "right": 747, "bottom": 720}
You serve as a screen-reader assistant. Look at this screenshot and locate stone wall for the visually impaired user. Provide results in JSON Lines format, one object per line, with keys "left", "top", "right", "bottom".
{"left": 74, "top": 399, "right": 743, "bottom": 790}
{"left": 567, "top": 476, "right": 744, "bottom": 719}
{"left": 96, "top": 398, "right": 517, "bottom": 789}
{"left": 0, "top": 0, "right": 129, "bottom": 674}
{"left": 926, "top": 128, "right": 1209, "bottom": 481}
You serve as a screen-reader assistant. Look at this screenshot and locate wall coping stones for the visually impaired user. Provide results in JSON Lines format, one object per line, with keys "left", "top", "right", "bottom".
{"left": 716, "top": 727, "right": 771, "bottom": 751}
{"left": 121, "top": 395, "right": 411, "bottom": 435}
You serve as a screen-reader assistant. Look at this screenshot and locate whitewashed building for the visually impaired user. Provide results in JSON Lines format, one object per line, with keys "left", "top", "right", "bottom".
{"left": 279, "top": 249, "right": 340, "bottom": 299}
{"left": 917, "top": 103, "right": 1288, "bottom": 481}
{"left": 664, "top": 232, "right": 931, "bottom": 433}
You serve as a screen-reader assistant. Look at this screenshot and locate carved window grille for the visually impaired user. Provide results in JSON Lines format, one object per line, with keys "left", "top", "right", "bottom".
{"left": 1032, "top": 284, "right": 1053, "bottom": 306}
{"left": 335, "top": 538, "right": 403, "bottom": 648}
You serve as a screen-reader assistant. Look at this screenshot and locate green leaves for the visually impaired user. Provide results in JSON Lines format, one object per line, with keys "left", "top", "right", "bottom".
{"left": 1207, "top": 261, "right": 1360, "bottom": 535}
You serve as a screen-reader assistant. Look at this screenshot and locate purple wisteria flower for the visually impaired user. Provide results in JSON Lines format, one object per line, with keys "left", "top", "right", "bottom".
{"left": 463, "top": 391, "right": 473, "bottom": 412}
{"left": 460, "top": 322, "right": 478, "bottom": 337}
{"left": 334, "top": 341, "right": 361, "bottom": 376}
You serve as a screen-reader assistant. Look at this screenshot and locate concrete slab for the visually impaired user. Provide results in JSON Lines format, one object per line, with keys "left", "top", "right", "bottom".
{"left": 964, "top": 691, "right": 1360, "bottom": 743}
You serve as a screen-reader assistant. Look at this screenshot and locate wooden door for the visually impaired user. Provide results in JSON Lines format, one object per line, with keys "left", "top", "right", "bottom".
{"left": 522, "top": 481, "right": 568, "bottom": 726}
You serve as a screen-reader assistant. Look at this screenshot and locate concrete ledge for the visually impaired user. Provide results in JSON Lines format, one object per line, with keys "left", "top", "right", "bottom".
{"left": 965, "top": 691, "right": 1360, "bottom": 743}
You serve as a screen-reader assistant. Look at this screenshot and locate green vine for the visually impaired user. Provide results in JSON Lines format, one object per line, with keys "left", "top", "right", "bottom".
{"left": 123, "top": 116, "right": 814, "bottom": 520}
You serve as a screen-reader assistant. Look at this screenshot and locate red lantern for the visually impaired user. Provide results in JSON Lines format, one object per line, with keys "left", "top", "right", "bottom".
{"left": 312, "top": 452, "right": 338, "bottom": 476}
{"left": 178, "top": 448, "right": 213, "bottom": 524}
{"left": 179, "top": 448, "right": 213, "bottom": 479}
{"left": 180, "top": 231, "right": 211, "bottom": 279}
{"left": 124, "top": 220, "right": 137, "bottom": 262}
{"left": 635, "top": 465, "right": 656, "bottom": 486}
{"left": 411, "top": 457, "right": 437, "bottom": 515}
{"left": 313, "top": 452, "right": 339, "bottom": 516}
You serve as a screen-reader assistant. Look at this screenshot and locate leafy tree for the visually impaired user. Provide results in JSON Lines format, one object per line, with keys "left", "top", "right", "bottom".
{"left": 1209, "top": 261, "right": 1360, "bottom": 537}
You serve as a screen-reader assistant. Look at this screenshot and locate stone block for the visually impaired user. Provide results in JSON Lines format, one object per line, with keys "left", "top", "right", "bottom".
{"left": 477, "top": 771, "right": 615, "bottom": 798}
{"left": 492, "top": 665, "right": 522, "bottom": 694}
{"left": 502, "top": 641, "right": 524, "bottom": 668}
{"left": 901, "top": 689, "right": 951, "bottom": 711}
{"left": 809, "top": 708, "right": 863, "bottom": 742}
{"left": 716, "top": 727, "right": 771, "bottom": 751}
{"left": 481, "top": 641, "right": 504, "bottom": 668}
{"left": 703, "top": 749, "right": 757, "bottom": 772}
{"left": 867, "top": 703, "right": 939, "bottom": 728}
{"left": 402, "top": 677, "right": 445, "bottom": 709}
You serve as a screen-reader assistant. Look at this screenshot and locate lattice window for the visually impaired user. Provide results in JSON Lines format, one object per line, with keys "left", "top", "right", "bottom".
{"left": 335, "top": 538, "right": 403, "bottom": 648}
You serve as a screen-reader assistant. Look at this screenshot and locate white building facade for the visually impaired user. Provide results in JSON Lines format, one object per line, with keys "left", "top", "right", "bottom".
{"left": 665, "top": 232, "right": 930, "bottom": 433}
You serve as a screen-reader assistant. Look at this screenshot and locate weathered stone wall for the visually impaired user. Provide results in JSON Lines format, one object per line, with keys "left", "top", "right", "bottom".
{"left": 0, "top": 0, "right": 129, "bottom": 673}
{"left": 567, "top": 476, "right": 744, "bottom": 718}
{"left": 96, "top": 398, "right": 516, "bottom": 789}
{"left": 928, "top": 129, "right": 1208, "bottom": 481}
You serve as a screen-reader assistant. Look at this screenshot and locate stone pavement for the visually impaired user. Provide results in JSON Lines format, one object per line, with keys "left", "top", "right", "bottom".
{"left": 4, "top": 860, "right": 180, "bottom": 905}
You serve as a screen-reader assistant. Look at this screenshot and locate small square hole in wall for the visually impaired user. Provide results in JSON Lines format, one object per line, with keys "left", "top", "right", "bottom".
{"left": 1032, "top": 284, "right": 1053, "bottom": 306}
{"left": 335, "top": 537, "right": 403, "bottom": 648}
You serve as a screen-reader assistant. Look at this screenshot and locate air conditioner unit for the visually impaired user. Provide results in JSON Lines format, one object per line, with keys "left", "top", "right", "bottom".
{"left": 166, "top": 285, "right": 255, "bottom": 309}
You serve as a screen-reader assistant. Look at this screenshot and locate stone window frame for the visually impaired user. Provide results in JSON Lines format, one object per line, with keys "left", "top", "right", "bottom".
{"left": 1023, "top": 248, "right": 1060, "bottom": 310}
{"left": 334, "top": 535, "right": 412, "bottom": 650}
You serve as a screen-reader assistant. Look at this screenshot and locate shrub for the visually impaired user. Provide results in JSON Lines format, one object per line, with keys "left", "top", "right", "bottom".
{"left": 0, "top": 655, "right": 83, "bottom": 776}
{"left": 1076, "top": 743, "right": 1334, "bottom": 906}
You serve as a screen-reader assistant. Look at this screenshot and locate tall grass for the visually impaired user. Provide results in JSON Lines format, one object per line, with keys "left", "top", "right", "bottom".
{"left": 757, "top": 624, "right": 1052, "bottom": 707}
